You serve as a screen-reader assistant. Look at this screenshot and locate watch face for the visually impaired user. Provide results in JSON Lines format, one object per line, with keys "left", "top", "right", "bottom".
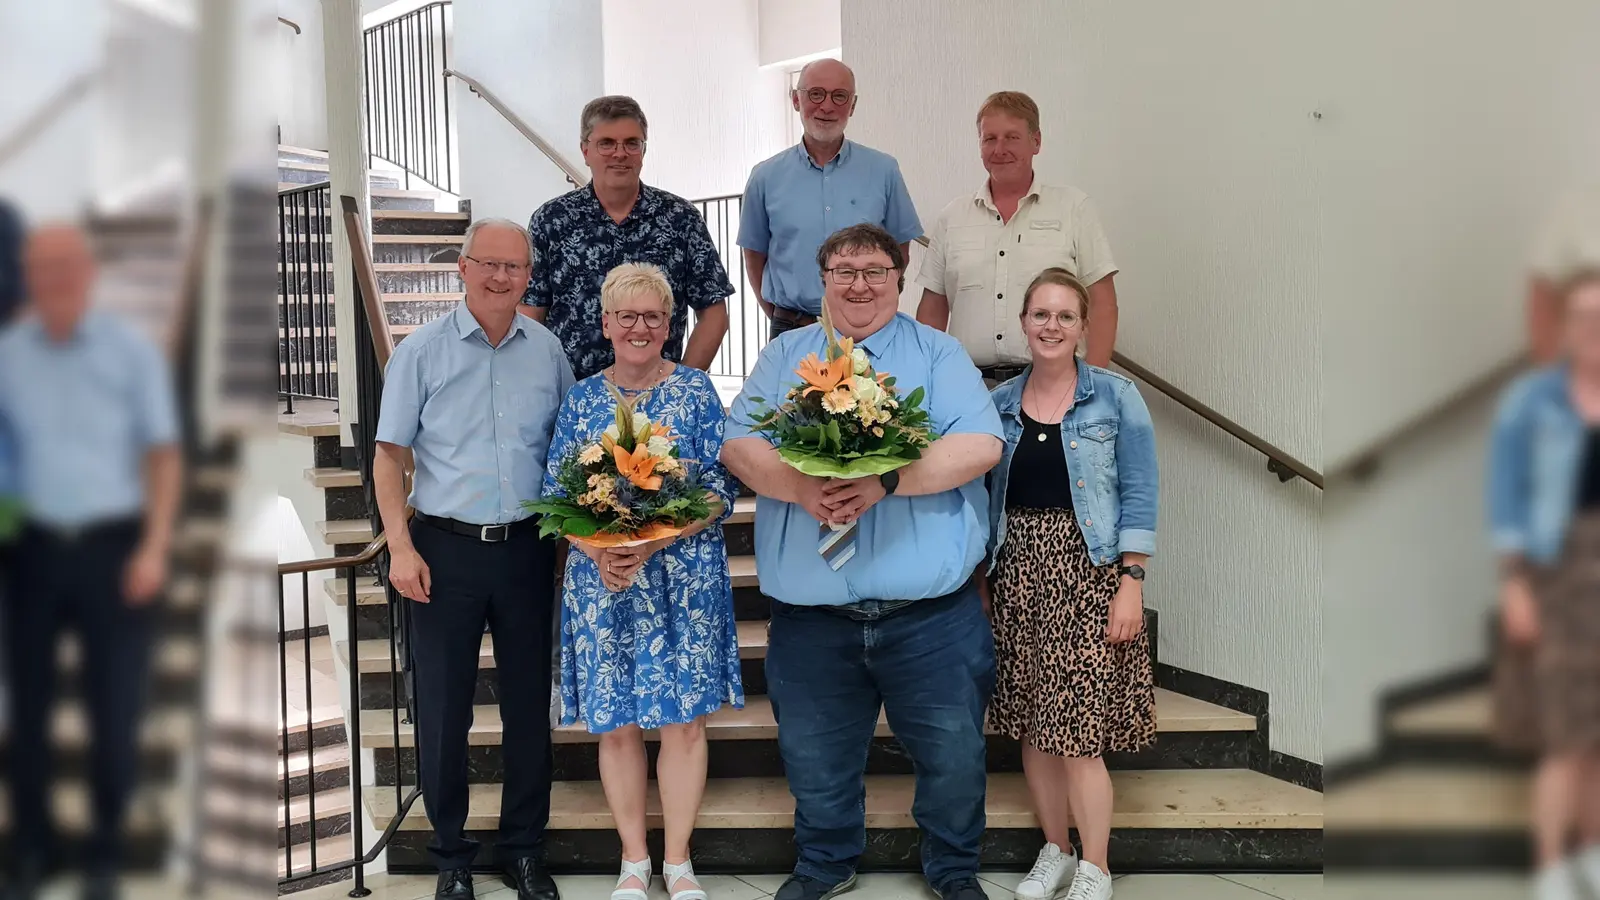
{"left": 1123, "top": 564, "right": 1145, "bottom": 580}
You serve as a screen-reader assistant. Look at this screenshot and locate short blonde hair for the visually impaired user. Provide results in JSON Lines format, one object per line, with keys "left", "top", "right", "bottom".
{"left": 976, "top": 91, "right": 1041, "bottom": 136}
{"left": 600, "top": 262, "right": 675, "bottom": 315}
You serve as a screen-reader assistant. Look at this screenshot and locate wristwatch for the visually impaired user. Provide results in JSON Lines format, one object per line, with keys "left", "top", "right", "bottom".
{"left": 879, "top": 469, "right": 900, "bottom": 496}
{"left": 1119, "top": 564, "right": 1146, "bottom": 581}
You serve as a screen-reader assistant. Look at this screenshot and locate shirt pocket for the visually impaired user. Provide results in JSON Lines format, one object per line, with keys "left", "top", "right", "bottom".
{"left": 1076, "top": 418, "right": 1120, "bottom": 478}
{"left": 842, "top": 191, "right": 888, "bottom": 230}
{"left": 946, "top": 225, "right": 992, "bottom": 293}
{"left": 1020, "top": 220, "right": 1074, "bottom": 279}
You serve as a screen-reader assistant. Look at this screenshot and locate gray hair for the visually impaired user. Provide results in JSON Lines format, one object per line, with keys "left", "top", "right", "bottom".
{"left": 461, "top": 217, "right": 533, "bottom": 263}
{"left": 601, "top": 262, "right": 675, "bottom": 316}
{"left": 580, "top": 95, "right": 649, "bottom": 143}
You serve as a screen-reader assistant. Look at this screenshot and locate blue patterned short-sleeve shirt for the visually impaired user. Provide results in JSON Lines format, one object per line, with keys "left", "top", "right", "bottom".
{"left": 522, "top": 183, "right": 735, "bottom": 381}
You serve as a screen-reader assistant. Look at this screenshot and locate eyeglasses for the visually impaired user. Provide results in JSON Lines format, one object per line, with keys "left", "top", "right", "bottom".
{"left": 588, "top": 137, "right": 646, "bottom": 155}
{"left": 464, "top": 255, "right": 530, "bottom": 277}
{"left": 825, "top": 266, "right": 892, "bottom": 286}
{"left": 1025, "top": 309, "right": 1083, "bottom": 329}
{"left": 610, "top": 309, "right": 667, "bottom": 330}
{"left": 802, "top": 87, "right": 853, "bottom": 107}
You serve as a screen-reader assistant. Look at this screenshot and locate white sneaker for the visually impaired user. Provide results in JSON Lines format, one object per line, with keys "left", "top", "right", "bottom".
{"left": 1535, "top": 859, "right": 1581, "bottom": 900}
{"left": 1014, "top": 842, "right": 1078, "bottom": 900}
{"left": 1062, "top": 861, "right": 1112, "bottom": 900}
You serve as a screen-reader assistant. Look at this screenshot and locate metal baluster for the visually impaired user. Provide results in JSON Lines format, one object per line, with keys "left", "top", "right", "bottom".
{"left": 278, "top": 194, "right": 294, "bottom": 413}
{"left": 303, "top": 571, "right": 317, "bottom": 871}
{"left": 348, "top": 569, "right": 370, "bottom": 896}
{"left": 279, "top": 577, "right": 293, "bottom": 878}
{"left": 441, "top": 3, "right": 455, "bottom": 193}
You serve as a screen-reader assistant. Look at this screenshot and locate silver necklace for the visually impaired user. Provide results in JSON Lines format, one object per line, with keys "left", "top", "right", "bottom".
{"left": 1025, "top": 376, "right": 1074, "bottom": 441}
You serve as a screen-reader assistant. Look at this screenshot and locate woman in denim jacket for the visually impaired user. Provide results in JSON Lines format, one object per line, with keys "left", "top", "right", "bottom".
{"left": 1487, "top": 270, "right": 1600, "bottom": 900}
{"left": 980, "top": 268, "right": 1158, "bottom": 900}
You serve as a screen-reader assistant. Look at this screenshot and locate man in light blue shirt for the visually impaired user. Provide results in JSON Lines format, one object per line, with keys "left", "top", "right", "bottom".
{"left": 373, "top": 218, "right": 573, "bottom": 900}
{"left": 0, "top": 223, "right": 183, "bottom": 897}
{"left": 738, "top": 59, "right": 922, "bottom": 340}
{"left": 722, "top": 224, "right": 1002, "bottom": 900}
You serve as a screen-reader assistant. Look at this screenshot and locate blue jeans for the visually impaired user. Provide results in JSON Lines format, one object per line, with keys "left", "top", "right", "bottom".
{"left": 766, "top": 584, "right": 996, "bottom": 891}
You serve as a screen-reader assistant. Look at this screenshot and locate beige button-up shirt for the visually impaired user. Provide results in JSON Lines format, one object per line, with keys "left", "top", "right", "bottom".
{"left": 918, "top": 180, "right": 1117, "bottom": 367}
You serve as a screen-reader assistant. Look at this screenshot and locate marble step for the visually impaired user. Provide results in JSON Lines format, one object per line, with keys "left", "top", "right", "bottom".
{"left": 371, "top": 209, "right": 470, "bottom": 236}
{"left": 306, "top": 466, "right": 362, "bottom": 490}
{"left": 1381, "top": 686, "right": 1516, "bottom": 767}
{"left": 1324, "top": 764, "right": 1526, "bottom": 869}
{"left": 371, "top": 770, "right": 1323, "bottom": 873}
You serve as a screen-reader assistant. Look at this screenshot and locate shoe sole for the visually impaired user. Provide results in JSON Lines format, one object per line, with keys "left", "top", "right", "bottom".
{"left": 824, "top": 875, "right": 859, "bottom": 899}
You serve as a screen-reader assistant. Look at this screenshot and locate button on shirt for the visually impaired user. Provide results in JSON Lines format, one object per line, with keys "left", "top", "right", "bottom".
{"left": 725, "top": 313, "right": 1003, "bottom": 605}
{"left": 737, "top": 141, "right": 923, "bottom": 316}
{"left": 375, "top": 303, "right": 575, "bottom": 525}
{"left": 919, "top": 181, "right": 1117, "bottom": 367}
{"left": 0, "top": 311, "right": 180, "bottom": 528}
{"left": 523, "top": 183, "right": 734, "bottom": 381}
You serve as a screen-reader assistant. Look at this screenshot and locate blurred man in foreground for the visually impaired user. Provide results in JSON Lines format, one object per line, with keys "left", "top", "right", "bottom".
{"left": 0, "top": 224, "right": 182, "bottom": 900}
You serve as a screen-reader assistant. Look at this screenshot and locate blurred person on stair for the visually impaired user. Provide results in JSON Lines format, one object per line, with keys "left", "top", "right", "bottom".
{"left": 373, "top": 218, "right": 575, "bottom": 900}
{"left": 737, "top": 59, "right": 922, "bottom": 341}
{"left": 523, "top": 95, "right": 734, "bottom": 381}
{"left": 980, "top": 269, "right": 1159, "bottom": 900}
{"left": 722, "top": 225, "right": 1003, "bottom": 900}
{"left": 1488, "top": 269, "right": 1600, "bottom": 900}
{"left": 916, "top": 92, "right": 1121, "bottom": 384}
{"left": 543, "top": 263, "right": 743, "bottom": 900}
{"left": 0, "top": 223, "right": 182, "bottom": 900}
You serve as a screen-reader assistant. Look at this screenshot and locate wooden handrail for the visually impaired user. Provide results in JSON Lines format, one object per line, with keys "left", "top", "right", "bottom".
{"left": 444, "top": 69, "right": 588, "bottom": 189}
{"left": 910, "top": 235, "right": 1323, "bottom": 489}
{"left": 340, "top": 194, "right": 396, "bottom": 371}
{"left": 279, "top": 532, "right": 389, "bottom": 575}
{"left": 277, "top": 16, "right": 301, "bottom": 34}
{"left": 0, "top": 68, "right": 99, "bottom": 171}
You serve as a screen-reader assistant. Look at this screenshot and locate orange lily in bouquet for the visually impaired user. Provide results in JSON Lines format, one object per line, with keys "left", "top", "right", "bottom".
{"left": 523, "top": 385, "right": 712, "bottom": 550}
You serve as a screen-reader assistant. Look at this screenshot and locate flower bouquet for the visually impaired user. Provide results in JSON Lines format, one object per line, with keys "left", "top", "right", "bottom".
{"left": 744, "top": 303, "right": 933, "bottom": 479}
{"left": 523, "top": 384, "right": 713, "bottom": 550}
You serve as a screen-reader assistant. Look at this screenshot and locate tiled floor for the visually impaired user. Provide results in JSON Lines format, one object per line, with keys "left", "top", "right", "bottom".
{"left": 286, "top": 871, "right": 1328, "bottom": 900}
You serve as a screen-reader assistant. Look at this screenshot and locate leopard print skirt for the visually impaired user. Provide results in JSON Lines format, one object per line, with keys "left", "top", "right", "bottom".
{"left": 990, "top": 507, "right": 1156, "bottom": 757}
{"left": 1492, "top": 512, "right": 1600, "bottom": 753}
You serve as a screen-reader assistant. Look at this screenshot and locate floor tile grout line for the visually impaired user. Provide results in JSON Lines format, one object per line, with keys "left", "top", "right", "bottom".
{"left": 730, "top": 873, "right": 778, "bottom": 895}
{"left": 1215, "top": 873, "right": 1302, "bottom": 900}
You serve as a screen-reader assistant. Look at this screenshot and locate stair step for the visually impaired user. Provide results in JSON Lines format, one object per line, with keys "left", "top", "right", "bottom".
{"left": 368, "top": 769, "right": 1320, "bottom": 831}
{"left": 306, "top": 466, "right": 362, "bottom": 489}
{"left": 382, "top": 291, "right": 462, "bottom": 304}
{"left": 1327, "top": 765, "right": 1523, "bottom": 831}
{"left": 277, "top": 832, "right": 355, "bottom": 878}
{"left": 372, "top": 234, "right": 465, "bottom": 244}
{"left": 372, "top": 263, "right": 460, "bottom": 273}
{"left": 728, "top": 496, "right": 756, "bottom": 524}
{"left": 276, "top": 785, "right": 353, "bottom": 828}
{"left": 318, "top": 519, "right": 374, "bottom": 545}
{"left": 1387, "top": 687, "right": 1490, "bottom": 738}
{"left": 361, "top": 688, "right": 1252, "bottom": 748}
{"left": 372, "top": 210, "right": 468, "bottom": 221}
{"left": 325, "top": 576, "right": 388, "bottom": 606}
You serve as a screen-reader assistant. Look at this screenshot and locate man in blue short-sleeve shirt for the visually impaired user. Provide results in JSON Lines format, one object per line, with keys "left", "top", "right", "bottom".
{"left": 722, "top": 224, "right": 1002, "bottom": 900}
{"left": 374, "top": 218, "right": 573, "bottom": 900}
{"left": 738, "top": 59, "right": 922, "bottom": 341}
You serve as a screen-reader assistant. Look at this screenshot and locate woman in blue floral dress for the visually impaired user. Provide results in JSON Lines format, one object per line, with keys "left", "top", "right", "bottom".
{"left": 541, "top": 262, "right": 742, "bottom": 900}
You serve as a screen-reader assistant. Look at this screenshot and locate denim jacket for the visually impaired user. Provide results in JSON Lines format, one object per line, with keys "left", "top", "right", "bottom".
{"left": 1487, "top": 364, "right": 1586, "bottom": 566}
{"left": 985, "top": 358, "right": 1159, "bottom": 572}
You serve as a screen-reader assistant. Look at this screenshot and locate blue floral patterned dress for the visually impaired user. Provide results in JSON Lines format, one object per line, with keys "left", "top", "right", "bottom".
{"left": 542, "top": 364, "right": 744, "bottom": 732}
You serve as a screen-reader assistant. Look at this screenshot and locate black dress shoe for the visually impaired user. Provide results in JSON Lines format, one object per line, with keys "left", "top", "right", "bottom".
{"left": 436, "top": 867, "right": 475, "bottom": 899}
{"left": 501, "top": 856, "right": 560, "bottom": 900}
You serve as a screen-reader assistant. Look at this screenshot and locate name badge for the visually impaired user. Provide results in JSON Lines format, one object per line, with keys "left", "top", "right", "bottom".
{"left": 1029, "top": 219, "right": 1063, "bottom": 230}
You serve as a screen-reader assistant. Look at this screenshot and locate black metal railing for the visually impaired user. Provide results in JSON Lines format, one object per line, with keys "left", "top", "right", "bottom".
{"left": 278, "top": 181, "right": 337, "bottom": 412}
{"left": 364, "top": 1, "right": 454, "bottom": 193}
{"left": 693, "top": 193, "right": 767, "bottom": 379}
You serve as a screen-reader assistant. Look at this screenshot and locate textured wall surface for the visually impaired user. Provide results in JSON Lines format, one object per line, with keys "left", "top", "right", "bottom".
{"left": 757, "top": 0, "right": 841, "bottom": 68}
{"left": 0, "top": 0, "right": 101, "bottom": 219}
{"left": 275, "top": 0, "right": 327, "bottom": 150}
{"left": 602, "top": 0, "right": 790, "bottom": 202}
{"left": 453, "top": 0, "right": 604, "bottom": 226}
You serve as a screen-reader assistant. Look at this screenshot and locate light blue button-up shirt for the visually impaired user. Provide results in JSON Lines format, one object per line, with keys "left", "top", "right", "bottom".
{"left": 375, "top": 303, "right": 575, "bottom": 525}
{"left": 737, "top": 140, "right": 923, "bottom": 316}
{"left": 725, "top": 313, "right": 1002, "bottom": 605}
{"left": 0, "top": 310, "right": 180, "bottom": 528}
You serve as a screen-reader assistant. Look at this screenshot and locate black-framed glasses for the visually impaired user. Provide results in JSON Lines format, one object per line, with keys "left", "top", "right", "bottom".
{"left": 825, "top": 266, "right": 891, "bottom": 286}
{"left": 1025, "top": 309, "right": 1083, "bottom": 329}
{"left": 802, "top": 87, "right": 853, "bottom": 107}
{"left": 610, "top": 309, "right": 667, "bottom": 330}
{"left": 588, "top": 137, "right": 646, "bottom": 155}
{"left": 464, "top": 255, "right": 530, "bottom": 277}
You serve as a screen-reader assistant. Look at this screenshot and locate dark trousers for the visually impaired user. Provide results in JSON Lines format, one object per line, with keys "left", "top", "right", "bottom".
{"left": 765, "top": 583, "right": 996, "bottom": 891}
{"left": 407, "top": 518, "right": 556, "bottom": 870}
{"left": 768, "top": 306, "right": 817, "bottom": 341}
{"left": 2, "top": 518, "right": 150, "bottom": 872}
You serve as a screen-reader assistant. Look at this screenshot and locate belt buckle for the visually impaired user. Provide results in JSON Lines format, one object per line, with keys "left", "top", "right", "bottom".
{"left": 480, "top": 523, "right": 509, "bottom": 542}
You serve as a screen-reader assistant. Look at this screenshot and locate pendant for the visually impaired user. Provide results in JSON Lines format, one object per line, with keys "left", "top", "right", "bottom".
{"left": 1037, "top": 432, "right": 1047, "bottom": 442}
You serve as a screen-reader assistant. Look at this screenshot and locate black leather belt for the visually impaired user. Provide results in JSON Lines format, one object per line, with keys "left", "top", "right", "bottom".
{"left": 979, "top": 364, "right": 1027, "bottom": 383}
{"left": 414, "top": 511, "right": 539, "bottom": 543}
{"left": 769, "top": 306, "right": 817, "bottom": 328}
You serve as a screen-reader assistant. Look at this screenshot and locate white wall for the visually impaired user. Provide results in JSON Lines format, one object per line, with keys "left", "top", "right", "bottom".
{"left": 276, "top": 433, "right": 332, "bottom": 631}
{"left": 452, "top": 0, "right": 604, "bottom": 226}
{"left": 601, "top": 0, "right": 790, "bottom": 203}
{"left": 275, "top": 0, "right": 328, "bottom": 150}
{"left": 757, "top": 0, "right": 840, "bottom": 68}
{"left": 0, "top": 0, "right": 104, "bottom": 220}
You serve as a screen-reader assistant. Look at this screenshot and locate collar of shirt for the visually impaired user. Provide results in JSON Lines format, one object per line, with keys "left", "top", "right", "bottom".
{"left": 451, "top": 301, "right": 529, "bottom": 348}
{"left": 975, "top": 174, "right": 1043, "bottom": 215}
{"left": 17, "top": 310, "right": 97, "bottom": 348}
{"left": 795, "top": 138, "right": 855, "bottom": 172}
{"left": 852, "top": 310, "right": 906, "bottom": 360}
{"left": 581, "top": 181, "right": 662, "bottom": 226}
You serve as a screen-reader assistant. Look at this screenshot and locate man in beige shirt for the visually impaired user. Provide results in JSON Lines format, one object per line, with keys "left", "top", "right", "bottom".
{"left": 916, "top": 91, "right": 1120, "bottom": 381}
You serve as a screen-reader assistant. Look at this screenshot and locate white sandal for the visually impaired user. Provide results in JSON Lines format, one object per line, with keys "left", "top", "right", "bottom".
{"left": 613, "top": 857, "right": 653, "bottom": 900}
{"left": 664, "top": 859, "right": 708, "bottom": 900}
